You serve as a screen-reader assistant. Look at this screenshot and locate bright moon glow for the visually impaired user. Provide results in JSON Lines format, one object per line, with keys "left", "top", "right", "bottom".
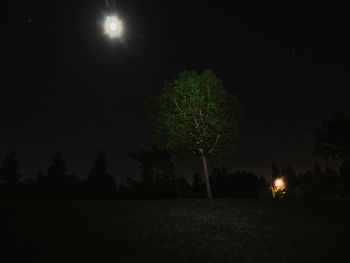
{"left": 104, "top": 15, "right": 123, "bottom": 38}
{"left": 274, "top": 178, "right": 285, "bottom": 190}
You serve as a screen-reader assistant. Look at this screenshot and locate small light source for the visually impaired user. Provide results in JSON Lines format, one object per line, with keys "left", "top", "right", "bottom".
{"left": 274, "top": 178, "right": 285, "bottom": 190}
{"left": 272, "top": 177, "right": 287, "bottom": 198}
{"left": 104, "top": 15, "right": 123, "bottom": 38}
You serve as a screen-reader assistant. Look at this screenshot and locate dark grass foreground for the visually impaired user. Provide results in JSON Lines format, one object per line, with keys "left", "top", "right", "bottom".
{"left": 1, "top": 198, "right": 350, "bottom": 263}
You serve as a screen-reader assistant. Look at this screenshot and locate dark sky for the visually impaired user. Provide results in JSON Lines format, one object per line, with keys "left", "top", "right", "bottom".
{"left": 2, "top": 0, "right": 348, "bottom": 182}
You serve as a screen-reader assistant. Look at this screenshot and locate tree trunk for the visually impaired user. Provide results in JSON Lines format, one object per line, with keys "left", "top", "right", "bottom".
{"left": 200, "top": 154, "right": 213, "bottom": 199}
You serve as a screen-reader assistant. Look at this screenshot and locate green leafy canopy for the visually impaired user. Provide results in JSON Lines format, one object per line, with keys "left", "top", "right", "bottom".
{"left": 146, "top": 70, "right": 241, "bottom": 161}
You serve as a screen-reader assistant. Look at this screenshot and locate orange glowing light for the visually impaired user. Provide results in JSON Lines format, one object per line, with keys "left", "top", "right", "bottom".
{"left": 274, "top": 178, "right": 285, "bottom": 190}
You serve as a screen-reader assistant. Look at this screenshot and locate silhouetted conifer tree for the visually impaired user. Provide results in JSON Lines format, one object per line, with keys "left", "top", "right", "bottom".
{"left": 29, "top": 151, "right": 82, "bottom": 197}
{"left": 44, "top": 151, "right": 69, "bottom": 196}
{"left": 312, "top": 113, "right": 350, "bottom": 193}
{"left": 47, "top": 152, "right": 67, "bottom": 178}
{"left": 48, "top": 151, "right": 66, "bottom": 195}
{"left": 0, "top": 151, "right": 22, "bottom": 194}
{"left": 85, "top": 151, "right": 117, "bottom": 197}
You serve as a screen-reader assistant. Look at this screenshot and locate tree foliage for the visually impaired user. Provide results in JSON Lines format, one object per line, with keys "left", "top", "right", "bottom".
{"left": 126, "top": 146, "right": 180, "bottom": 198}
{"left": 147, "top": 70, "right": 241, "bottom": 161}
{"left": 37, "top": 151, "right": 81, "bottom": 196}
{"left": 0, "top": 151, "right": 22, "bottom": 185}
{"left": 312, "top": 113, "right": 350, "bottom": 160}
{"left": 47, "top": 151, "right": 67, "bottom": 179}
{"left": 85, "top": 150, "right": 117, "bottom": 196}
{"left": 210, "top": 167, "right": 266, "bottom": 198}
{"left": 129, "top": 145, "right": 176, "bottom": 183}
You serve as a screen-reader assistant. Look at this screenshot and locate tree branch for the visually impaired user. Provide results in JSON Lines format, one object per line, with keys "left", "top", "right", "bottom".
{"left": 174, "top": 99, "right": 182, "bottom": 112}
{"left": 208, "top": 134, "right": 221, "bottom": 155}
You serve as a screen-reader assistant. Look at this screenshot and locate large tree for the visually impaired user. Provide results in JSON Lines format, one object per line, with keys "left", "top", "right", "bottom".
{"left": 147, "top": 70, "right": 241, "bottom": 198}
{"left": 312, "top": 113, "right": 350, "bottom": 192}
{"left": 312, "top": 113, "right": 350, "bottom": 161}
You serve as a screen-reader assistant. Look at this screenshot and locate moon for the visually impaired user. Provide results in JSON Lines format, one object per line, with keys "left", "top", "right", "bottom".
{"left": 104, "top": 15, "right": 123, "bottom": 38}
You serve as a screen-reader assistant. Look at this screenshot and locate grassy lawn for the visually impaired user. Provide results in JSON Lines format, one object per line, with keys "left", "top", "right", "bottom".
{"left": 1, "top": 198, "right": 349, "bottom": 263}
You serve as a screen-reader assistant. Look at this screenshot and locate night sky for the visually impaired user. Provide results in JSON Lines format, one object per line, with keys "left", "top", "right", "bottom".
{"left": 3, "top": 0, "right": 348, "bottom": 182}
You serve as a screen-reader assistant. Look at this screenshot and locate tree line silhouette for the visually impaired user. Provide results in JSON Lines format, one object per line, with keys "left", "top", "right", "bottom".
{"left": 0, "top": 146, "right": 349, "bottom": 198}
{"left": 269, "top": 162, "right": 348, "bottom": 197}
{"left": 0, "top": 147, "right": 265, "bottom": 198}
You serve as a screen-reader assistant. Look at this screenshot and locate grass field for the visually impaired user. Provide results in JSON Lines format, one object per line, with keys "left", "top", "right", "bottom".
{"left": 1, "top": 198, "right": 349, "bottom": 263}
